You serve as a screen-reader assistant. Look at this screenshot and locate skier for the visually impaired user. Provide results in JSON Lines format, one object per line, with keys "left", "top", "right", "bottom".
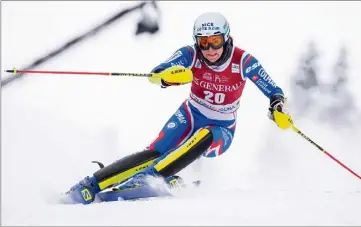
{"left": 64, "top": 12, "right": 292, "bottom": 204}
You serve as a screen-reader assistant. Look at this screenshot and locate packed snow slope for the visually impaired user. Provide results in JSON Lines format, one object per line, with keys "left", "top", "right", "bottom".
{"left": 2, "top": 1, "right": 361, "bottom": 225}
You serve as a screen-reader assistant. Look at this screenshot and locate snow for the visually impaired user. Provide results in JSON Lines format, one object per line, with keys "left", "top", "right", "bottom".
{"left": 2, "top": 1, "right": 361, "bottom": 225}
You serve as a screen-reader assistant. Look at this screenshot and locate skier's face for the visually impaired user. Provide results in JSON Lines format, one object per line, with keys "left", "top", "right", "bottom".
{"left": 201, "top": 46, "right": 224, "bottom": 63}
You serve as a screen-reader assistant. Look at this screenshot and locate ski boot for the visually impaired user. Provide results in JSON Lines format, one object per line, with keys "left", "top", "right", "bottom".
{"left": 165, "top": 175, "right": 201, "bottom": 189}
{"left": 114, "top": 167, "right": 187, "bottom": 192}
{"left": 63, "top": 175, "right": 101, "bottom": 205}
{"left": 114, "top": 165, "right": 160, "bottom": 189}
{"left": 165, "top": 175, "right": 186, "bottom": 189}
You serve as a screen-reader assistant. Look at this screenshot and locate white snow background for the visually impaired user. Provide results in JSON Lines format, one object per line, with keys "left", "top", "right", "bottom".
{"left": 2, "top": 1, "right": 361, "bottom": 226}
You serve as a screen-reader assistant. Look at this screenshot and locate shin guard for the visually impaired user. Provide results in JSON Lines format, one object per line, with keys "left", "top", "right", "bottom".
{"left": 93, "top": 149, "right": 160, "bottom": 190}
{"left": 154, "top": 128, "right": 213, "bottom": 178}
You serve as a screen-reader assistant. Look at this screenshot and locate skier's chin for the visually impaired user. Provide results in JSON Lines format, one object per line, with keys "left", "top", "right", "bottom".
{"left": 205, "top": 54, "right": 221, "bottom": 62}
{"left": 201, "top": 47, "right": 223, "bottom": 63}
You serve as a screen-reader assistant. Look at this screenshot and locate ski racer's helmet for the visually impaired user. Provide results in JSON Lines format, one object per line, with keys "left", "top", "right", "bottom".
{"left": 193, "top": 12, "right": 233, "bottom": 66}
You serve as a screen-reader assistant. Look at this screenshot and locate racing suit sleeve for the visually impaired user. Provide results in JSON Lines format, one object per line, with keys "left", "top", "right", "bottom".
{"left": 240, "top": 52, "right": 284, "bottom": 98}
{"left": 150, "top": 46, "right": 195, "bottom": 88}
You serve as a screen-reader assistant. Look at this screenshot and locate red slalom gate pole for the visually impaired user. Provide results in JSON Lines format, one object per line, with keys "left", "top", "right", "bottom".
{"left": 292, "top": 125, "right": 361, "bottom": 180}
{"left": 4, "top": 68, "right": 153, "bottom": 77}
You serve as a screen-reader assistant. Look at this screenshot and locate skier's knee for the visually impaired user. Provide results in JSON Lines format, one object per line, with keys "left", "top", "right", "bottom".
{"left": 202, "top": 126, "right": 234, "bottom": 158}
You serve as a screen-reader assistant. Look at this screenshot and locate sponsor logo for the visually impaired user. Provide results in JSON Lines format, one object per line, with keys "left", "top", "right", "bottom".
{"left": 186, "top": 136, "right": 197, "bottom": 149}
{"left": 202, "top": 22, "right": 214, "bottom": 27}
{"left": 165, "top": 51, "right": 182, "bottom": 63}
{"left": 252, "top": 75, "right": 259, "bottom": 81}
{"left": 218, "top": 105, "right": 237, "bottom": 112}
{"left": 203, "top": 72, "right": 213, "bottom": 81}
{"left": 190, "top": 94, "right": 218, "bottom": 111}
{"left": 81, "top": 189, "right": 93, "bottom": 201}
{"left": 232, "top": 64, "right": 240, "bottom": 73}
{"left": 190, "top": 93, "right": 241, "bottom": 114}
{"left": 175, "top": 110, "right": 187, "bottom": 124}
{"left": 167, "top": 122, "right": 177, "bottom": 129}
{"left": 195, "top": 59, "right": 201, "bottom": 68}
{"left": 135, "top": 165, "right": 149, "bottom": 171}
{"left": 171, "top": 68, "right": 186, "bottom": 74}
{"left": 193, "top": 77, "right": 200, "bottom": 85}
{"left": 220, "top": 127, "right": 232, "bottom": 146}
{"left": 197, "top": 22, "right": 220, "bottom": 31}
{"left": 258, "top": 68, "right": 277, "bottom": 88}
{"left": 215, "top": 74, "right": 228, "bottom": 83}
{"left": 168, "top": 178, "right": 179, "bottom": 188}
{"left": 245, "top": 62, "right": 261, "bottom": 74}
{"left": 195, "top": 80, "right": 244, "bottom": 93}
{"left": 171, "top": 59, "right": 186, "bottom": 67}
{"left": 256, "top": 79, "right": 272, "bottom": 94}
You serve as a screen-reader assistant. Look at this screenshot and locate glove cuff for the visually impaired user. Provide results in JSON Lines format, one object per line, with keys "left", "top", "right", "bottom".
{"left": 270, "top": 94, "right": 285, "bottom": 110}
{"left": 268, "top": 94, "right": 286, "bottom": 121}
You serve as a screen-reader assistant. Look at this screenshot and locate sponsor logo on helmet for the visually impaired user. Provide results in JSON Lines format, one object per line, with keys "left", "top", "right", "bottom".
{"left": 197, "top": 22, "right": 221, "bottom": 32}
{"left": 202, "top": 22, "right": 214, "bottom": 27}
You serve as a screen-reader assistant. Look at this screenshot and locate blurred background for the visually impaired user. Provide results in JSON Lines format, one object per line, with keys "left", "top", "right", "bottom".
{"left": 1, "top": 1, "right": 361, "bottom": 225}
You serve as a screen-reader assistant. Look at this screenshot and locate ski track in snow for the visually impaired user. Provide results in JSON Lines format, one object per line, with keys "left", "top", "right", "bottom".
{"left": 2, "top": 2, "right": 361, "bottom": 226}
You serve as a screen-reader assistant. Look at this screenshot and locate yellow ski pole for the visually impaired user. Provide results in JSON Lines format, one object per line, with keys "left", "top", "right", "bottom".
{"left": 274, "top": 110, "right": 361, "bottom": 180}
{"left": 291, "top": 125, "right": 361, "bottom": 180}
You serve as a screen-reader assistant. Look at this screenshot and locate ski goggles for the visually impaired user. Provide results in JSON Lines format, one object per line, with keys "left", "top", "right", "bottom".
{"left": 195, "top": 34, "right": 225, "bottom": 51}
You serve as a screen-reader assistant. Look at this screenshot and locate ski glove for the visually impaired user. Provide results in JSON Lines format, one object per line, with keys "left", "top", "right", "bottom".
{"left": 268, "top": 94, "right": 293, "bottom": 130}
{"left": 268, "top": 94, "right": 285, "bottom": 117}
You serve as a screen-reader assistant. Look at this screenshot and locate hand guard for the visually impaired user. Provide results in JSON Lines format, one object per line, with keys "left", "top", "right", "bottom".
{"left": 148, "top": 66, "right": 193, "bottom": 88}
{"left": 152, "top": 77, "right": 181, "bottom": 88}
{"left": 268, "top": 94, "right": 293, "bottom": 129}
